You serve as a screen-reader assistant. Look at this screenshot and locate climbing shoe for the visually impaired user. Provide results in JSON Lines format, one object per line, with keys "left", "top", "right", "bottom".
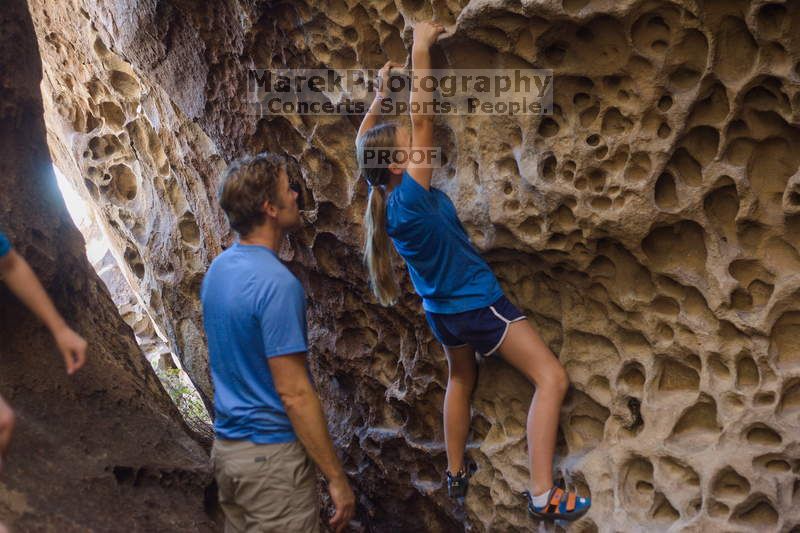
{"left": 524, "top": 485, "right": 591, "bottom": 521}
{"left": 446, "top": 461, "right": 477, "bottom": 500}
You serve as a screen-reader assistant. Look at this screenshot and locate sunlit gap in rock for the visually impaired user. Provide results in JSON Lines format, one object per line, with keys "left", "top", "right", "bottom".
{"left": 53, "top": 163, "right": 212, "bottom": 437}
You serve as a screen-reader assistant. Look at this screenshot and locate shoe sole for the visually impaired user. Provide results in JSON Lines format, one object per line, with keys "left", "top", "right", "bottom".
{"left": 528, "top": 506, "right": 590, "bottom": 522}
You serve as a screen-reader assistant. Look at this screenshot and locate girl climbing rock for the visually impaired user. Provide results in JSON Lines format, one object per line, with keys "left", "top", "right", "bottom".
{"left": 355, "top": 20, "right": 591, "bottom": 522}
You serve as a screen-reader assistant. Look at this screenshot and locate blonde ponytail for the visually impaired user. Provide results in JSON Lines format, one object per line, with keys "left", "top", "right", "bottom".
{"left": 357, "top": 123, "right": 401, "bottom": 306}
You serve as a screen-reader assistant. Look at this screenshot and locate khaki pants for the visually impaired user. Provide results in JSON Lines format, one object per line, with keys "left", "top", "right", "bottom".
{"left": 211, "top": 438, "right": 321, "bottom": 533}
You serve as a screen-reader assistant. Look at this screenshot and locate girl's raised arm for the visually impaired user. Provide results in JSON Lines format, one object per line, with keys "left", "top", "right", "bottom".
{"left": 356, "top": 60, "right": 404, "bottom": 145}
{"left": 407, "top": 21, "right": 445, "bottom": 191}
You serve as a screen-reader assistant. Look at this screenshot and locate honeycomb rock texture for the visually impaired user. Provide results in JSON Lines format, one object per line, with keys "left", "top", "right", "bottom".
{"left": 0, "top": 1, "right": 214, "bottom": 530}
{"left": 28, "top": 0, "right": 800, "bottom": 530}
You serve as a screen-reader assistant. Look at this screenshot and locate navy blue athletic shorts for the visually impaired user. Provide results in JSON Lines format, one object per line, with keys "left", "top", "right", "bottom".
{"left": 424, "top": 295, "right": 526, "bottom": 356}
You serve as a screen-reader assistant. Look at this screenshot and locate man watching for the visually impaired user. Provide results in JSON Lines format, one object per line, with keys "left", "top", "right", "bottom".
{"left": 202, "top": 153, "right": 355, "bottom": 532}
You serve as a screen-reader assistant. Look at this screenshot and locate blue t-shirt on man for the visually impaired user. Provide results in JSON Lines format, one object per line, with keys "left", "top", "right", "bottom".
{"left": 386, "top": 170, "right": 503, "bottom": 314}
{"left": 0, "top": 231, "right": 11, "bottom": 258}
{"left": 201, "top": 242, "right": 308, "bottom": 444}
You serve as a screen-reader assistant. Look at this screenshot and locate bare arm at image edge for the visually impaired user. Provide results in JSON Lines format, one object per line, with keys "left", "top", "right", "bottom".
{"left": 0, "top": 249, "right": 87, "bottom": 374}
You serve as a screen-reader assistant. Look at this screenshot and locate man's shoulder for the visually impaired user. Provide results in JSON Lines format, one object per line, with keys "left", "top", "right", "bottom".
{"left": 244, "top": 255, "right": 302, "bottom": 299}
{"left": 208, "top": 245, "right": 300, "bottom": 284}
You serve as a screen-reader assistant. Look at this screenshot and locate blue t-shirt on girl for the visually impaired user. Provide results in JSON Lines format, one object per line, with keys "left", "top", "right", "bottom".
{"left": 386, "top": 170, "right": 503, "bottom": 314}
{"left": 201, "top": 242, "right": 309, "bottom": 444}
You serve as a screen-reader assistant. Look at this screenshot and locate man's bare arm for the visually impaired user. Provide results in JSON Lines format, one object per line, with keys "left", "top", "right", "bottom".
{"left": 269, "top": 353, "right": 355, "bottom": 531}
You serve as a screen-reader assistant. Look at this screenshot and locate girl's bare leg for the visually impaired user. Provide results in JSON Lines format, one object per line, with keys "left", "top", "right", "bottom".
{"left": 443, "top": 344, "right": 477, "bottom": 474}
{"left": 496, "top": 320, "right": 569, "bottom": 495}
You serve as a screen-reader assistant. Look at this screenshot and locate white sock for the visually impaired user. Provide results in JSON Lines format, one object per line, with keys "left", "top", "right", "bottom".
{"left": 531, "top": 490, "right": 550, "bottom": 508}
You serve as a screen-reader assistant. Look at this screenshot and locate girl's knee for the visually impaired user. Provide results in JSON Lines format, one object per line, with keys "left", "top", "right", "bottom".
{"left": 539, "top": 364, "right": 569, "bottom": 396}
{"left": 448, "top": 368, "right": 477, "bottom": 388}
{"left": 554, "top": 366, "right": 570, "bottom": 395}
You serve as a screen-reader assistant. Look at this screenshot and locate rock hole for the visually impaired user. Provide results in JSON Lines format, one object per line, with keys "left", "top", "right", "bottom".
{"left": 715, "top": 17, "right": 758, "bottom": 82}
{"left": 757, "top": 4, "right": 787, "bottom": 39}
{"left": 711, "top": 467, "right": 750, "bottom": 499}
{"left": 601, "top": 107, "right": 631, "bottom": 135}
{"left": 651, "top": 40, "right": 668, "bottom": 52}
{"left": 735, "top": 355, "right": 759, "bottom": 389}
{"left": 708, "top": 499, "right": 729, "bottom": 518}
{"left": 754, "top": 392, "right": 774, "bottom": 405}
{"left": 564, "top": 389, "right": 610, "bottom": 450}
{"left": 745, "top": 424, "right": 782, "bottom": 446}
{"left": 88, "top": 134, "right": 123, "bottom": 160}
{"left": 650, "top": 295, "right": 679, "bottom": 317}
{"left": 553, "top": 205, "right": 576, "bottom": 228}
{"left": 778, "top": 378, "right": 800, "bottom": 415}
{"left": 681, "top": 126, "right": 720, "bottom": 166}
{"left": 124, "top": 246, "right": 145, "bottom": 279}
{"left": 632, "top": 16, "right": 669, "bottom": 51}
{"left": 543, "top": 42, "right": 568, "bottom": 65}
{"left": 580, "top": 105, "right": 599, "bottom": 127}
{"left": 659, "top": 456, "right": 699, "bottom": 486}
{"left": 573, "top": 92, "right": 591, "bottom": 106}
{"left": 668, "top": 148, "right": 702, "bottom": 186}
{"left": 518, "top": 216, "right": 541, "bottom": 236}
{"left": 625, "top": 152, "right": 651, "bottom": 182}
{"left": 654, "top": 172, "right": 678, "bottom": 209}
{"left": 669, "top": 67, "right": 700, "bottom": 89}
{"left": 108, "top": 164, "right": 137, "bottom": 201}
{"left": 108, "top": 70, "right": 141, "bottom": 99}
{"left": 538, "top": 117, "right": 560, "bottom": 137}
{"left": 656, "top": 322, "right": 674, "bottom": 342}
{"left": 657, "top": 357, "right": 699, "bottom": 392}
{"left": 93, "top": 37, "right": 111, "bottom": 58}
{"left": 731, "top": 288, "right": 753, "bottom": 310}
{"left": 540, "top": 154, "right": 557, "bottom": 181}
{"left": 743, "top": 86, "right": 779, "bottom": 110}
{"left": 703, "top": 182, "right": 739, "bottom": 238}
{"left": 343, "top": 27, "right": 358, "bottom": 42}
{"left": 769, "top": 311, "right": 800, "bottom": 369}
{"left": 625, "top": 397, "right": 644, "bottom": 432}
{"left": 621, "top": 456, "right": 654, "bottom": 511}
{"left": 642, "top": 220, "right": 707, "bottom": 274}
{"left": 650, "top": 492, "right": 679, "bottom": 523}
{"left": 669, "top": 395, "right": 721, "bottom": 445}
{"left": 99, "top": 101, "right": 125, "bottom": 129}
{"left": 178, "top": 213, "right": 201, "bottom": 247}
{"left": 588, "top": 168, "right": 605, "bottom": 191}
{"left": 731, "top": 496, "right": 778, "bottom": 528}
{"left": 753, "top": 453, "right": 791, "bottom": 473}
{"left": 689, "top": 82, "right": 730, "bottom": 126}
